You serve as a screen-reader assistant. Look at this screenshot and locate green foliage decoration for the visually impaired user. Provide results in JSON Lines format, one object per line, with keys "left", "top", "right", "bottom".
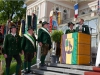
{"left": 51, "top": 30, "right": 63, "bottom": 42}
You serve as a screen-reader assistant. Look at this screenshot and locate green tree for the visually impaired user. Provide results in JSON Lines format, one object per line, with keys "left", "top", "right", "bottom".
{"left": 0, "top": 0, "right": 26, "bottom": 24}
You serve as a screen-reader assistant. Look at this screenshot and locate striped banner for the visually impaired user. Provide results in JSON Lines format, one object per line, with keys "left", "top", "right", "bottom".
{"left": 27, "top": 15, "right": 32, "bottom": 27}
{"left": 19, "top": 19, "right": 25, "bottom": 36}
{"left": 74, "top": 3, "right": 78, "bottom": 18}
{"left": 32, "top": 14, "right": 37, "bottom": 31}
{"left": 0, "top": 26, "right": 4, "bottom": 35}
{"left": 61, "top": 32, "right": 91, "bottom": 65}
{"left": 49, "top": 16, "right": 52, "bottom": 32}
{"left": 21, "top": 19, "right": 25, "bottom": 34}
{"left": 57, "top": 11, "right": 61, "bottom": 25}
{"left": 19, "top": 22, "right": 22, "bottom": 36}
{"left": 61, "top": 32, "right": 78, "bottom": 64}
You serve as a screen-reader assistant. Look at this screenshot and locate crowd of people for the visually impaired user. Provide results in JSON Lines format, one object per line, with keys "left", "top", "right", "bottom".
{"left": 2, "top": 20, "right": 51, "bottom": 75}
{"left": 1, "top": 17, "right": 91, "bottom": 75}
{"left": 65, "top": 18, "right": 90, "bottom": 34}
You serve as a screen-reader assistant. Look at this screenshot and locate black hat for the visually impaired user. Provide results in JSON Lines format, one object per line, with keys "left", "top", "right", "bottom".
{"left": 27, "top": 26, "right": 33, "bottom": 31}
{"left": 39, "top": 21, "right": 42, "bottom": 24}
{"left": 42, "top": 21, "right": 49, "bottom": 26}
{"left": 10, "top": 25, "right": 16, "bottom": 29}
{"left": 68, "top": 22, "right": 75, "bottom": 27}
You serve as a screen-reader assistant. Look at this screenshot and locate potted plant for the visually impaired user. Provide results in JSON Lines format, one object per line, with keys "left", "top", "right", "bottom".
{"left": 51, "top": 30, "right": 63, "bottom": 63}
{"left": 51, "top": 30, "right": 63, "bottom": 43}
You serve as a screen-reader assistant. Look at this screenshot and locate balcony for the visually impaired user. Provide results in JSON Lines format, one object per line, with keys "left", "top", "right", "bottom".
{"left": 24, "top": 0, "right": 37, "bottom": 5}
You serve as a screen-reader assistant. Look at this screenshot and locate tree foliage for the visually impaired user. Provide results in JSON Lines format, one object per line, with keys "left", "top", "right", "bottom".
{"left": 0, "top": 0, "right": 26, "bottom": 24}
{"left": 51, "top": 30, "right": 63, "bottom": 42}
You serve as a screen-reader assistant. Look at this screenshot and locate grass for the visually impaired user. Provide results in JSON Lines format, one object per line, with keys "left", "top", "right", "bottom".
{"left": 0, "top": 55, "right": 5, "bottom": 60}
{"left": 1, "top": 55, "right": 36, "bottom": 75}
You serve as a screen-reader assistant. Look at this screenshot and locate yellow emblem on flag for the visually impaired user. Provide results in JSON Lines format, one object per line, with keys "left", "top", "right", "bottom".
{"left": 65, "top": 38, "right": 74, "bottom": 54}
{"left": 65, "top": 33, "right": 74, "bottom": 64}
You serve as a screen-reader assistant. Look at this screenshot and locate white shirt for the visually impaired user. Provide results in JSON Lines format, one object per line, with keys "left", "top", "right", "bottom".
{"left": 49, "top": 10, "right": 53, "bottom": 17}
{"left": 69, "top": 28, "right": 74, "bottom": 31}
{"left": 79, "top": 24, "right": 84, "bottom": 29}
{"left": 79, "top": 24, "right": 84, "bottom": 32}
{"left": 11, "top": 33, "right": 16, "bottom": 37}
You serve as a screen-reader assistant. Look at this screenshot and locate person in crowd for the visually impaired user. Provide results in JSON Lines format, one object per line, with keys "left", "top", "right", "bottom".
{"left": 38, "top": 21, "right": 52, "bottom": 66}
{"left": 65, "top": 22, "right": 76, "bottom": 34}
{"left": 76, "top": 18, "right": 90, "bottom": 34}
{"left": 39, "top": 21, "right": 42, "bottom": 25}
{"left": 38, "top": 21, "right": 42, "bottom": 29}
{"left": 3, "top": 25, "right": 22, "bottom": 75}
{"left": 21, "top": 26, "right": 36, "bottom": 74}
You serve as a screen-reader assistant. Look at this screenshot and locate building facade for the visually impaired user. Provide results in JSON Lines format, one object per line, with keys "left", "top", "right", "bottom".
{"left": 25, "top": 0, "right": 99, "bottom": 62}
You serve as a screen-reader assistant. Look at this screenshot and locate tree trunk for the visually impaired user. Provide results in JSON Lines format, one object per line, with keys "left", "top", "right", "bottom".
{"left": 11, "top": 11, "right": 14, "bottom": 21}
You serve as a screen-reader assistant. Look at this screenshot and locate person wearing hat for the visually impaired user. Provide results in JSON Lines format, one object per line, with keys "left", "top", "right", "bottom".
{"left": 65, "top": 22, "right": 76, "bottom": 34}
{"left": 76, "top": 18, "right": 90, "bottom": 34}
{"left": 3, "top": 25, "right": 22, "bottom": 75}
{"left": 38, "top": 21, "right": 52, "bottom": 66}
{"left": 21, "top": 26, "right": 36, "bottom": 74}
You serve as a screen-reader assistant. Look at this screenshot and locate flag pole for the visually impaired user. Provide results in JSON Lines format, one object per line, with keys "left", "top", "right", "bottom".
{"left": 98, "top": 0, "right": 100, "bottom": 44}
{"left": 95, "top": 0, "right": 100, "bottom": 67}
{"left": 95, "top": 14, "right": 100, "bottom": 66}
{"left": 96, "top": 0, "right": 100, "bottom": 42}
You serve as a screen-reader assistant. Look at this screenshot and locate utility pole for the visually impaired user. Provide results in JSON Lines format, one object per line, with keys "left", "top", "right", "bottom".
{"left": 95, "top": 0, "right": 100, "bottom": 67}
{"left": 97, "top": 0, "right": 100, "bottom": 44}
{"left": 98, "top": 14, "right": 100, "bottom": 42}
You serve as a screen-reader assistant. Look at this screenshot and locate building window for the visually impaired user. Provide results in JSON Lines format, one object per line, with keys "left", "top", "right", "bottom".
{"left": 84, "top": 18, "right": 98, "bottom": 54}
{"left": 36, "top": 7, "right": 39, "bottom": 19}
{"left": 81, "top": 12, "right": 85, "bottom": 14}
{"left": 56, "top": 7, "right": 59, "bottom": 11}
{"left": 63, "top": 9, "right": 67, "bottom": 20}
{"left": 89, "top": 10, "right": 92, "bottom": 12}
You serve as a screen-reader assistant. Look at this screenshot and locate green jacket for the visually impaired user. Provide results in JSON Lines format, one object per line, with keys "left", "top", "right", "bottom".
{"left": 76, "top": 25, "right": 90, "bottom": 34}
{"left": 3, "top": 34, "right": 21, "bottom": 55}
{"left": 38, "top": 27, "right": 52, "bottom": 46}
{"left": 21, "top": 33, "right": 36, "bottom": 53}
{"left": 65, "top": 29, "right": 76, "bottom": 34}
